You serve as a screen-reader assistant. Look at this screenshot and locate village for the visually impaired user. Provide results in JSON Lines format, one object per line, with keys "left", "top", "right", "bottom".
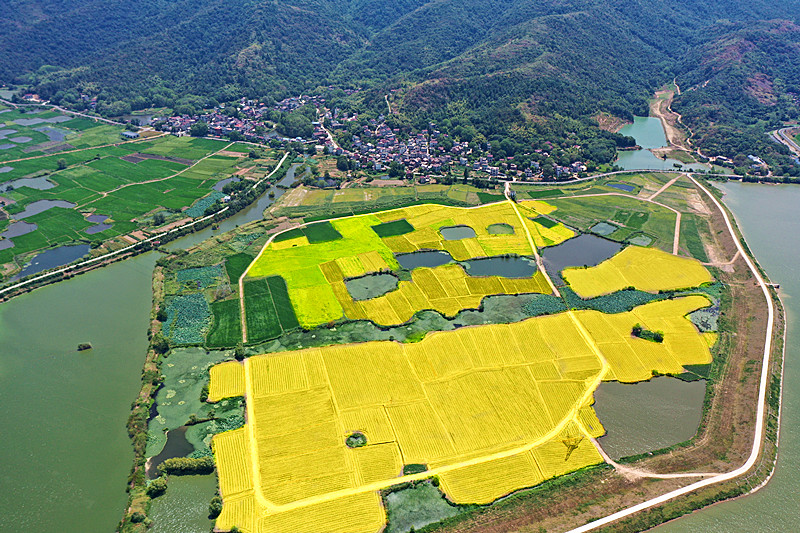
{"left": 148, "top": 94, "right": 589, "bottom": 186}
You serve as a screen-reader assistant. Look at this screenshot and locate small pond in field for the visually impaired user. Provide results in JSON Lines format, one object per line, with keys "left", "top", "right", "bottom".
{"left": 607, "top": 183, "right": 635, "bottom": 192}
{"left": 540, "top": 234, "right": 622, "bottom": 285}
{"left": 629, "top": 235, "right": 653, "bottom": 246}
{"left": 439, "top": 225, "right": 476, "bottom": 240}
{"left": 345, "top": 273, "right": 400, "bottom": 300}
{"left": 34, "top": 126, "right": 71, "bottom": 142}
{"left": 487, "top": 223, "right": 515, "bottom": 235}
{"left": 461, "top": 256, "right": 537, "bottom": 278}
{"left": 146, "top": 426, "right": 194, "bottom": 479}
{"left": 591, "top": 222, "right": 618, "bottom": 236}
{"left": 0, "top": 176, "right": 55, "bottom": 192}
{"left": 594, "top": 377, "right": 706, "bottom": 460}
{"left": 15, "top": 199, "right": 75, "bottom": 219}
{"left": 213, "top": 177, "right": 241, "bottom": 191}
{"left": 396, "top": 250, "right": 454, "bottom": 270}
{"left": 0, "top": 220, "right": 37, "bottom": 239}
{"left": 12, "top": 244, "right": 91, "bottom": 280}
{"left": 85, "top": 214, "right": 113, "bottom": 234}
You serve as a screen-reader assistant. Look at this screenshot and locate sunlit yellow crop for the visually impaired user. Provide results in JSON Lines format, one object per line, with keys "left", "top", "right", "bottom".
{"left": 562, "top": 246, "right": 713, "bottom": 298}
{"left": 208, "top": 361, "right": 245, "bottom": 401}
{"left": 210, "top": 296, "right": 712, "bottom": 533}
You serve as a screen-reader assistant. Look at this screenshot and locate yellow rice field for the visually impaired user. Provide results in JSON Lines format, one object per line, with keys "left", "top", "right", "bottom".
{"left": 208, "top": 361, "right": 245, "bottom": 402}
{"left": 210, "top": 294, "right": 713, "bottom": 533}
{"left": 245, "top": 202, "right": 572, "bottom": 328}
{"left": 562, "top": 246, "right": 713, "bottom": 298}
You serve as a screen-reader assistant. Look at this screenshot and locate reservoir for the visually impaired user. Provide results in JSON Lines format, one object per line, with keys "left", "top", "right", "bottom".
{"left": 615, "top": 116, "right": 708, "bottom": 172}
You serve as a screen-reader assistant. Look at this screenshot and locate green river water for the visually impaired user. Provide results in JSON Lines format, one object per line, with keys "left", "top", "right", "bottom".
{"left": 0, "top": 179, "right": 797, "bottom": 531}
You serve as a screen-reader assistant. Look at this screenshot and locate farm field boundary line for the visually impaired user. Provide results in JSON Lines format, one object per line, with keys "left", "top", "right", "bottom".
{"left": 0, "top": 151, "right": 288, "bottom": 303}
{"left": 238, "top": 197, "right": 514, "bottom": 342}
{"left": 75, "top": 141, "right": 235, "bottom": 208}
{"left": 565, "top": 176, "right": 778, "bottom": 533}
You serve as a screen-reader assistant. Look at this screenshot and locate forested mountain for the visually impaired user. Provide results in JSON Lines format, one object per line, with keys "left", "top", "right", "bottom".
{"left": 3, "top": 0, "right": 800, "bottom": 163}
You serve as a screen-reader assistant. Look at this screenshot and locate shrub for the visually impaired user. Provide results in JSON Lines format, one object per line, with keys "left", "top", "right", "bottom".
{"left": 146, "top": 476, "right": 168, "bottom": 498}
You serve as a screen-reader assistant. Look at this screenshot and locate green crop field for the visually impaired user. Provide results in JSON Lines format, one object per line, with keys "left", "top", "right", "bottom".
{"left": 243, "top": 278, "right": 283, "bottom": 343}
{"left": 371, "top": 218, "right": 415, "bottom": 238}
{"left": 207, "top": 299, "right": 243, "bottom": 348}
{"left": 225, "top": 253, "right": 255, "bottom": 283}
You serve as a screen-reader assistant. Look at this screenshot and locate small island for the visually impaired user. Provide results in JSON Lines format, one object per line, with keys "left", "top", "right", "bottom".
{"left": 77, "top": 343, "right": 93, "bottom": 351}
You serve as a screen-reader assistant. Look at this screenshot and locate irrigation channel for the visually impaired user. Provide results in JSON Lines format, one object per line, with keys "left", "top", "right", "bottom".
{"left": 0, "top": 182, "right": 288, "bottom": 532}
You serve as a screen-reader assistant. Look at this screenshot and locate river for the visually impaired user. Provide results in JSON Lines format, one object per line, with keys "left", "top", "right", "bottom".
{"left": 654, "top": 182, "right": 800, "bottom": 531}
{"left": 0, "top": 184, "right": 283, "bottom": 532}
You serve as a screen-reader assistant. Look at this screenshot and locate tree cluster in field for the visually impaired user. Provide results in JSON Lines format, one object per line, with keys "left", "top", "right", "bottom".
{"left": 158, "top": 456, "right": 215, "bottom": 476}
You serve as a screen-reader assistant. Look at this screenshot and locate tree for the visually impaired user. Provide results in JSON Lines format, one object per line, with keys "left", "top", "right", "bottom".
{"left": 234, "top": 342, "right": 245, "bottom": 361}
{"left": 389, "top": 161, "right": 404, "bottom": 178}
{"left": 336, "top": 156, "right": 350, "bottom": 172}
{"left": 189, "top": 121, "right": 208, "bottom": 137}
{"left": 57, "top": 158, "right": 67, "bottom": 170}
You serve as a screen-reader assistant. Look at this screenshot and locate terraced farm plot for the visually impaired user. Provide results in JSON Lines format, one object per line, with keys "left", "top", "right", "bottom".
{"left": 562, "top": 246, "right": 713, "bottom": 298}
{"left": 210, "top": 294, "right": 714, "bottom": 533}
{"left": 246, "top": 202, "right": 573, "bottom": 329}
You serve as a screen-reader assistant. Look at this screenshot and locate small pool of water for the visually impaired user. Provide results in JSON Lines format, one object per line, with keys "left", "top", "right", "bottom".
{"left": 0, "top": 176, "right": 55, "bottom": 192}
{"left": 0, "top": 220, "right": 38, "bottom": 239}
{"left": 15, "top": 199, "right": 75, "bottom": 219}
{"left": 591, "top": 222, "right": 618, "bottom": 236}
{"left": 147, "top": 426, "right": 194, "bottom": 479}
{"left": 487, "top": 223, "right": 515, "bottom": 235}
{"left": 541, "top": 234, "right": 622, "bottom": 285}
{"left": 594, "top": 377, "right": 706, "bottom": 460}
{"left": 278, "top": 163, "right": 302, "bottom": 187}
{"left": 213, "top": 177, "right": 241, "bottom": 192}
{"left": 628, "top": 235, "right": 653, "bottom": 246}
{"left": 345, "top": 273, "right": 399, "bottom": 300}
{"left": 396, "top": 250, "right": 454, "bottom": 270}
{"left": 607, "top": 183, "right": 635, "bottom": 192}
{"left": 86, "top": 223, "right": 113, "bottom": 235}
{"left": 461, "top": 256, "right": 537, "bottom": 278}
{"left": 34, "top": 126, "right": 70, "bottom": 142}
{"left": 440, "top": 225, "right": 477, "bottom": 240}
{"left": 86, "top": 214, "right": 109, "bottom": 224}
{"left": 12, "top": 244, "right": 90, "bottom": 280}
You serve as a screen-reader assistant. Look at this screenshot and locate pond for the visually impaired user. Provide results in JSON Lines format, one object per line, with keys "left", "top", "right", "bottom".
{"left": 345, "top": 273, "right": 399, "bottom": 300}
{"left": 487, "top": 223, "right": 515, "bottom": 235}
{"left": 607, "top": 183, "right": 635, "bottom": 193}
{"left": 34, "top": 126, "right": 71, "bottom": 142}
{"left": 541, "top": 233, "right": 622, "bottom": 285}
{"left": 460, "top": 256, "right": 537, "bottom": 278}
{"left": 590, "top": 222, "right": 618, "bottom": 236}
{"left": 395, "top": 250, "right": 454, "bottom": 270}
{"left": 85, "top": 214, "right": 113, "bottom": 235}
{"left": 594, "top": 377, "right": 706, "bottom": 461}
{"left": 0, "top": 220, "right": 38, "bottom": 239}
{"left": 628, "top": 235, "right": 653, "bottom": 246}
{"left": 148, "top": 475, "right": 217, "bottom": 533}
{"left": 439, "top": 225, "right": 476, "bottom": 240}
{"left": 12, "top": 244, "right": 91, "bottom": 280}
{"left": 15, "top": 199, "right": 75, "bottom": 219}
{"left": 146, "top": 426, "right": 194, "bottom": 479}
{"left": 212, "top": 177, "right": 241, "bottom": 192}
{"left": 0, "top": 175, "right": 56, "bottom": 192}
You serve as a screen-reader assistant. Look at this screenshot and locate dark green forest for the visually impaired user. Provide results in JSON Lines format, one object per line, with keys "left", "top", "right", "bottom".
{"left": 2, "top": 0, "right": 800, "bottom": 166}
